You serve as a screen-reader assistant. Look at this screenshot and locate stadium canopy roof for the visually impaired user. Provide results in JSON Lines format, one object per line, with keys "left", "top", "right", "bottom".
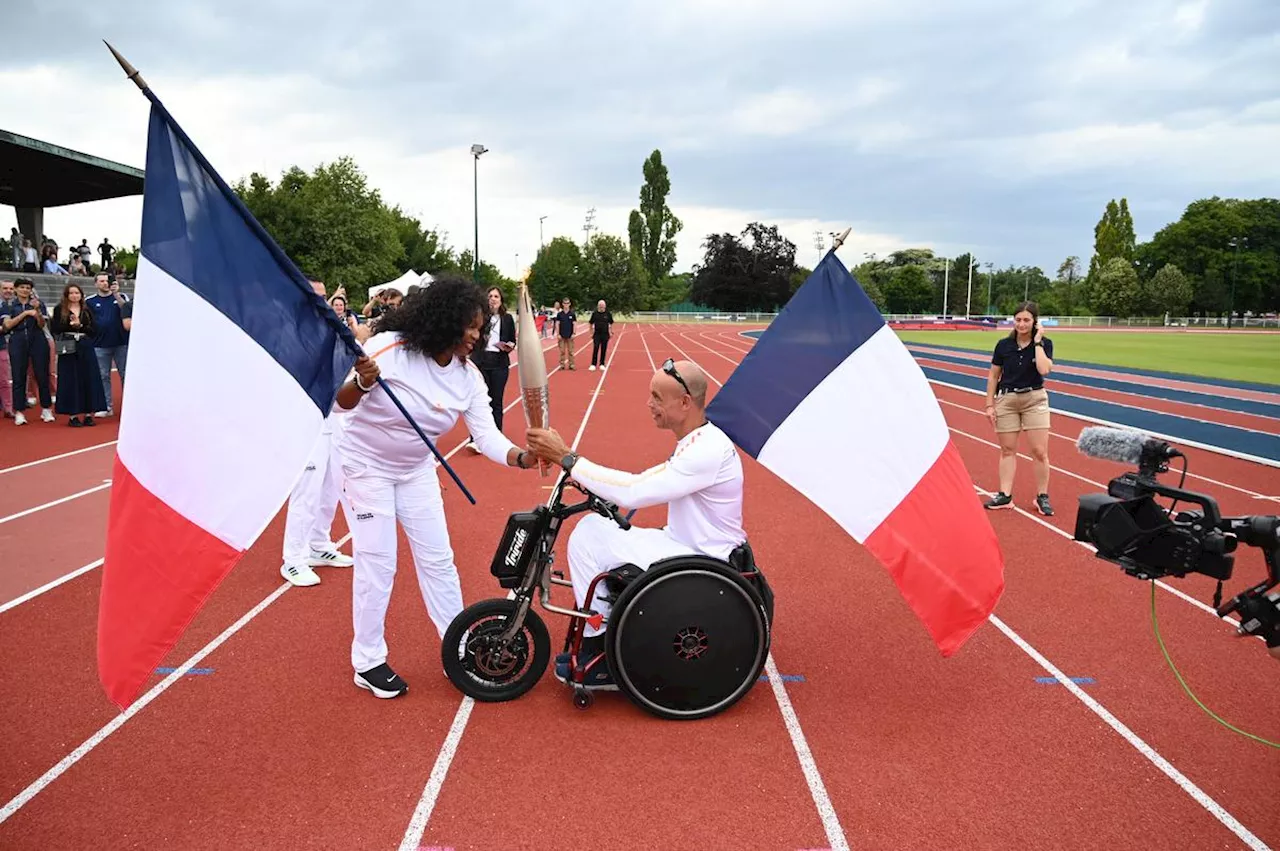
{"left": 0, "top": 129, "right": 144, "bottom": 209}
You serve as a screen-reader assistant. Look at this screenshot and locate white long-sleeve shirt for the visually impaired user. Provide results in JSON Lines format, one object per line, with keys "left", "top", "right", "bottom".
{"left": 334, "top": 331, "right": 517, "bottom": 475}
{"left": 571, "top": 422, "right": 745, "bottom": 560}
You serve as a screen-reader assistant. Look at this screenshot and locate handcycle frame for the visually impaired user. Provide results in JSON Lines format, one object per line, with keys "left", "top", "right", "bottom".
{"left": 494, "top": 467, "right": 632, "bottom": 644}
{"left": 443, "top": 464, "right": 773, "bottom": 715}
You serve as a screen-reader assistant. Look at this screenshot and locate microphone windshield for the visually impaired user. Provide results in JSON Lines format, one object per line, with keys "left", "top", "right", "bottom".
{"left": 1076, "top": 426, "right": 1150, "bottom": 465}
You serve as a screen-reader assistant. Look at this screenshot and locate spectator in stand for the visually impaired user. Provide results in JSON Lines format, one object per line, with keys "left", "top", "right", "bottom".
{"left": 77, "top": 240, "right": 93, "bottom": 269}
{"left": 41, "top": 245, "right": 68, "bottom": 275}
{"left": 87, "top": 272, "right": 129, "bottom": 416}
{"left": 49, "top": 283, "right": 106, "bottom": 427}
{"left": 588, "top": 298, "right": 613, "bottom": 371}
{"left": 0, "top": 280, "right": 13, "bottom": 418}
{"left": 555, "top": 297, "right": 576, "bottom": 370}
{"left": 2, "top": 278, "right": 54, "bottom": 424}
{"left": 19, "top": 239, "right": 37, "bottom": 273}
{"left": 9, "top": 229, "right": 21, "bottom": 270}
{"left": 98, "top": 238, "right": 114, "bottom": 272}
{"left": 68, "top": 253, "right": 88, "bottom": 276}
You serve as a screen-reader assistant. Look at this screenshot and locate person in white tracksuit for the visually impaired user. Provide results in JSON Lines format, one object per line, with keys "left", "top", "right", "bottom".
{"left": 333, "top": 275, "right": 538, "bottom": 699}
{"left": 279, "top": 279, "right": 365, "bottom": 587}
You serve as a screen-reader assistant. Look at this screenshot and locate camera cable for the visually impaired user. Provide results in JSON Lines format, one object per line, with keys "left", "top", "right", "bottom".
{"left": 1149, "top": 581, "right": 1279, "bottom": 749}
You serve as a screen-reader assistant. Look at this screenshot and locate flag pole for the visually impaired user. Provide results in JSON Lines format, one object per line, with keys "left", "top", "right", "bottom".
{"left": 104, "top": 41, "right": 477, "bottom": 504}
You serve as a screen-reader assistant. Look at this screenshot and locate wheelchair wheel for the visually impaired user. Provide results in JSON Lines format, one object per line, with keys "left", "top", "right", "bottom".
{"left": 442, "top": 599, "right": 550, "bottom": 702}
{"left": 606, "top": 558, "right": 769, "bottom": 721}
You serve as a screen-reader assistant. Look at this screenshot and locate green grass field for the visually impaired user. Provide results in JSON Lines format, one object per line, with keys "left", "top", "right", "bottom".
{"left": 892, "top": 330, "right": 1280, "bottom": 386}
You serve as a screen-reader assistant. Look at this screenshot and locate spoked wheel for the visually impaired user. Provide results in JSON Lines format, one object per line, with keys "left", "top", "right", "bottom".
{"left": 607, "top": 560, "right": 769, "bottom": 721}
{"left": 442, "top": 599, "right": 550, "bottom": 702}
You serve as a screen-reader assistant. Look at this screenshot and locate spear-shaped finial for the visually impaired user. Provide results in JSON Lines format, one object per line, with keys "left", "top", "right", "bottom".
{"left": 104, "top": 41, "right": 148, "bottom": 91}
{"left": 831, "top": 228, "right": 852, "bottom": 252}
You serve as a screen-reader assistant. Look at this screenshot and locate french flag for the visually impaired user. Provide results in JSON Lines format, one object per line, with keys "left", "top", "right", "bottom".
{"left": 706, "top": 250, "right": 1004, "bottom": 656}
{"left": 97, "top": 93, "right": 356, "bottom": 709}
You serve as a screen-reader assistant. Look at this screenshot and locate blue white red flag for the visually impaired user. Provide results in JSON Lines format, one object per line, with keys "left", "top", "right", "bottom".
{"left": 97, "top": 97, "right": 356, "bottom": 708}
{"left": 706, "top": 251, "right": 1004, "bottom": 655}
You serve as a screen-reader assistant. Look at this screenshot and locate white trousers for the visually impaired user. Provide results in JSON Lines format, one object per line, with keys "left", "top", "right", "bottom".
{"left": 567, "top": 514, "right": 697, "bottom": 637}
{"left": 282, "top": 430, "right": 341, "bottom": 564}
{"left": 340, "top": 460, "right": 463, "bottom": 673}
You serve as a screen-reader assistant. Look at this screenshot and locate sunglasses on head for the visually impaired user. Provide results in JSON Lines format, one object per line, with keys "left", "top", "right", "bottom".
{"left": 662, "top": 358, "right": 691, "bottom": 396}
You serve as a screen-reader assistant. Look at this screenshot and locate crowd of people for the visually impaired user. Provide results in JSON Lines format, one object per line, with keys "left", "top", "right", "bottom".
{"left": 1, "top": 273, "right": 131, "bottom": 426}
{"left": 7, "top": 230, "right": 127, "bottom": 279}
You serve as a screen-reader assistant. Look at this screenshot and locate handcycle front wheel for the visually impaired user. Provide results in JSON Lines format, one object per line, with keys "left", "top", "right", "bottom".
{"left": 442, "top": 598, "right": 550, "bottom": 702}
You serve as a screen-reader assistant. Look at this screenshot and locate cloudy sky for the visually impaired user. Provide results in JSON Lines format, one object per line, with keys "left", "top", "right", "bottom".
{"left": 4, "top": 0, "right": 1279, "bottom": 282}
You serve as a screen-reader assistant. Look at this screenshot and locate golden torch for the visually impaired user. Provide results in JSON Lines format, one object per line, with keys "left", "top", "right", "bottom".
{"left": 515, "top": 281, "right": 551, "bottom": 475}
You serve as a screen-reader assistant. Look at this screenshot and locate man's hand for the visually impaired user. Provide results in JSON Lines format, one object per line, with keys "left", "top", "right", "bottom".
{"left": 527, "top": 428, "right": 570, "bottom": 465}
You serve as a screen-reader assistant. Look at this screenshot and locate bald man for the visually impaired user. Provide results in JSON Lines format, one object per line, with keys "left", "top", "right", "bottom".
{"left": 527, "top": 358, "right": 746, "bottom": 687}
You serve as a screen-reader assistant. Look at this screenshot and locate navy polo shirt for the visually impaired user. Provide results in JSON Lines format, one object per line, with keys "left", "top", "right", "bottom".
{"left": 3, "top": 297, "right": 48, "bottom": 343}
{"left": 555, "top": 310, "right": 576, "bottom": 338}
{"left": 992, "top": 335, "right": 1053, "bottom": 392}
{"left": 87, "top": 293, "right": 129, "bottom": 349}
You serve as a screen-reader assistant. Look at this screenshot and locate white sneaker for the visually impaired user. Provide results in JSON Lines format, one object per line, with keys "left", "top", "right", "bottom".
{"left": 588, "top": 365, "right": 596, "bottom": 371}
{"left": 40, "top": 409, "right": 54, "bottom": 423}
{"left": 14, "top": 412, "right": 26, "bottom": 425}
{"left": 280, "top": 562, "right": 321, "bottom": 587}
{"left": 94, "top": 410, "right": 110, "bottom": 418}
{"left": 309, "top": 546, "right": 354, "bottom": 568}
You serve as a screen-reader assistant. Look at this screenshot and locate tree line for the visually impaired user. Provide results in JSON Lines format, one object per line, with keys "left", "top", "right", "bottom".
{"left": 176, "top": 151, "right": 1278, "bottom": 321}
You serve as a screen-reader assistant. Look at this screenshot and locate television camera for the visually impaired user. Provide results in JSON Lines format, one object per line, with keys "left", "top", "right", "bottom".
{"left": 1072, "top": 426, "right": 1279, "bottom": 650}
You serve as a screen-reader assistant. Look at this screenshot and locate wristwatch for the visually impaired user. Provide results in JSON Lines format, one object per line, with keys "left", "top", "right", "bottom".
{"left": 560, "top": 452, "right": 579, "bottom": 472}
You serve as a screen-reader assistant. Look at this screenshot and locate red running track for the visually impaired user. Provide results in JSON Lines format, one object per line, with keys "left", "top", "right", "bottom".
{"left": 0, "top": 325, "right": 1277, "bottom": 850}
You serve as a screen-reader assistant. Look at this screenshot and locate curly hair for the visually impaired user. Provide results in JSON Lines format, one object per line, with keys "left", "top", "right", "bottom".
{"left": 376, "top": 273, "right": 486, "bottom": 357}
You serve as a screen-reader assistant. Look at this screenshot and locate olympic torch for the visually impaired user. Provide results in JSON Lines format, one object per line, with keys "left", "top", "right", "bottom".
{"left": 515, "top": 281, "right": 551, "bottom": 475}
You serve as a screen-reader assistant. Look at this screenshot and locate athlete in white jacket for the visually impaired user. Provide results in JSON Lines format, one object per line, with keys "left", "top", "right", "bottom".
{"left": 334, "top": 277, "right": 537, "bottom": 699}
{"left": 526, "top": 358, "right": 746, "bottom": 686}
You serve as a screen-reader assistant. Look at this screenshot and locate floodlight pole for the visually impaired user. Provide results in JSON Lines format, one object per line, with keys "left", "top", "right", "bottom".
{"left": 471, "top": 144, "right": 488, "bottom": 281}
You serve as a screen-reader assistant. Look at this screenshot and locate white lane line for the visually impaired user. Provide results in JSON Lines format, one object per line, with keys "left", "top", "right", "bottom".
{"left": 0, "top": 558, "right": 105, "bottom": 615}
{"left": 658, "top": 330, "right": 848, "bottom": 851}
{"left": 0, "top": 441, "right": 118, "bottom": 476}
{"left": 397, "top": 330, "right": 629, "bottom": 851}
{"left": 989, "top": 615, "right": 1270, "bottom": 851}
{"left": 0, "top": 482, "right": 113, "bottom": 526}
{"left": 0, "top": 530, "right": 353, "bottom": 826}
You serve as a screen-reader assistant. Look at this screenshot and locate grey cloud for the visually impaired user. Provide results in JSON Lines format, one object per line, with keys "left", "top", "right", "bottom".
{"left": 5, "top": 0, "right": 1278, "bottom": 272}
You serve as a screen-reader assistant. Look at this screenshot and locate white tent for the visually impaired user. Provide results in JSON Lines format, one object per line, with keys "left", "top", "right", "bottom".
{"left": 369, "top": 269, "right": 420, "bottom": 300}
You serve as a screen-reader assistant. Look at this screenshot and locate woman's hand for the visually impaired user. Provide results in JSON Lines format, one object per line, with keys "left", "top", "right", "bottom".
{"left": 985, "top": 402, "right": 996, "bottom": 428}
{"left": 354, "top": 355, "right": 380, "bottom": 388}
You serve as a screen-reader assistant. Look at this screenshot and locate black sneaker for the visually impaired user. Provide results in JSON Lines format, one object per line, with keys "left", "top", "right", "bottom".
{"left": 354, "top": 663, "right": 407, "bottom": 699}
{"left": 1036, "top": 494, "right": 1054, "bottom": 516}
{"left": 984, "top": 492, "right": 1012, "bottom": 510}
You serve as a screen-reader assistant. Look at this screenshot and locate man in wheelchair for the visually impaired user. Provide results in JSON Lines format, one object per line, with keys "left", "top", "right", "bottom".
{"left": 527, "top": 358, "right": 746, "bottom": 687}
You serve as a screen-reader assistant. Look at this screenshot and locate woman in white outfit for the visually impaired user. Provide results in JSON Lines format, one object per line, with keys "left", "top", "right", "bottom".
{"left": 334, "top": 275, "right": 537, "bottom": 699}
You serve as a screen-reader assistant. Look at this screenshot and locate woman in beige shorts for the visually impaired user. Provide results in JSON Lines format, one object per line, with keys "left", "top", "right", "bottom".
{"left": 983, "top": 302, "right": 1055, "bottom": 515}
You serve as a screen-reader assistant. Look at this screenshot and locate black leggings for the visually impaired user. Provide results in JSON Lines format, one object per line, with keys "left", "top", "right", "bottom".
{"left": 592, "top": 336, "right": 608, "bottom": 366}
